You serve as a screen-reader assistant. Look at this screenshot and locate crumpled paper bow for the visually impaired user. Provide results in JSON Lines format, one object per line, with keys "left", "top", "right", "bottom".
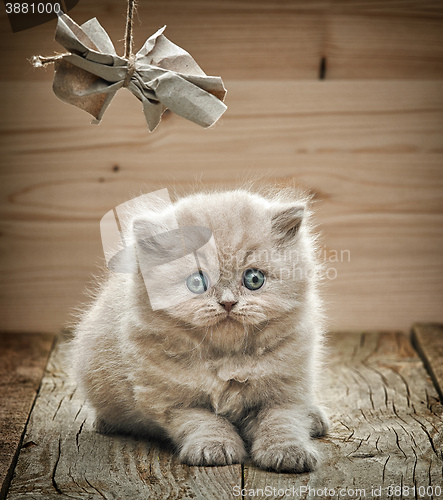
{"left": 32, "top": 13, "right": 227, "bottom": 131}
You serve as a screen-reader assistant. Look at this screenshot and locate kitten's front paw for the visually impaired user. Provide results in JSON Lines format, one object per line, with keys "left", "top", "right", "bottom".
{"left": 179, "top": 435, "right": 247, "bottom": 466}
{"left": 309, "top": 406, "right": 329, "bottom": 438}
{"left": 252, "top": 440, "right": 319, "bottom": 473}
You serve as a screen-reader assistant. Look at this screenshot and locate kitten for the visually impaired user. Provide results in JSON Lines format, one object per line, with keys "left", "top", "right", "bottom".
{"left": 71, "top": 188, "right": 329, "bottom": 472}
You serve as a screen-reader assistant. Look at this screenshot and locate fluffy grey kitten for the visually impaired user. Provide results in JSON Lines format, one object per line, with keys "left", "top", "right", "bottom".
{"left": 72, "top": 189, "right": 328, "bottom": 472}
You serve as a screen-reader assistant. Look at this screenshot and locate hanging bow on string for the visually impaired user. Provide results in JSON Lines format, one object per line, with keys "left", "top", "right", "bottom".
{"left": 31, "top": 8, "right": 227, "bottom": 132}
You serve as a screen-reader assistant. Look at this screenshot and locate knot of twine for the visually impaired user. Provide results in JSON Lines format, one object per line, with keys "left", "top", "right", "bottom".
{"left": 123, "top": 55, "right": 136, "bottom": 87}
{"left": 31, "top": 0, "right": 137, "bottom": 73}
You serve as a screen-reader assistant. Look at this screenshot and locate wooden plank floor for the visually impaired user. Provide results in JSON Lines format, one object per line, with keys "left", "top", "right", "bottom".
{"left": 0, "top": 333, "right": 55, "bottom": 500}
{"left": 2, "top": 327, "right": 442, "bottom": 499}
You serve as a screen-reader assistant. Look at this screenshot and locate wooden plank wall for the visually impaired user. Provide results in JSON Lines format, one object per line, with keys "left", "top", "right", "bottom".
{"left": 0, "top": 0, "right": 442, "bottom": 333}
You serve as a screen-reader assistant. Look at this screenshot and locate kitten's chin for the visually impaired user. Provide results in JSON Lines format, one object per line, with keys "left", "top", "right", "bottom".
{"left": 192, "top": 313, "right": 244, "bottom": 329}
{"left": 204, "top": 314, "right": 239, "bottom": 327}
{"left": 169, "top": 307, "right": 271, "bottom": 330}
{"left": 213, "top": 312, "right": 264, "bottom": 328}
{"left": 220, "top": 315, "right": 239, "bottom": 325}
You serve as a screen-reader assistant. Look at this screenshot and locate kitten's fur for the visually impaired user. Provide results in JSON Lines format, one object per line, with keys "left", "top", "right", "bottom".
{"left": 72, "top": 189, "right": 328, "bottom": 472}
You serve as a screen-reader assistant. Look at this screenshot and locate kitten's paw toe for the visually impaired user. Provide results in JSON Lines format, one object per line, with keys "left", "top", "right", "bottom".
{"left": 180, "top": 436, "right": 247, "bottom": 466}
{"left": 252, "top": 441, "right": 319, "bottom": 473}
{"left": 309, "top": 406, "right": 329, "bottom": 438}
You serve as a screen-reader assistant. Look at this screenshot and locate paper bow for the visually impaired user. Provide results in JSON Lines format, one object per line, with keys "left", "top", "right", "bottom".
{"left": 32, "top": 13, "right": 227, "bottom": 131}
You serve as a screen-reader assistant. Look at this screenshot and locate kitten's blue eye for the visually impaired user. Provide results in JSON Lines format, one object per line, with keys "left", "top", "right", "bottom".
{"left": 242, "top": 268, "right": 265, "bottom": 291}
{"left": 186, "top": 271, "right": 210, "bottom": 294}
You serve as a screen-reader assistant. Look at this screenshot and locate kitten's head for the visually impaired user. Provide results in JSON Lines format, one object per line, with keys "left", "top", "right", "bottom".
{"left": 132, "top": 189, "right": 318, "bottom": 347}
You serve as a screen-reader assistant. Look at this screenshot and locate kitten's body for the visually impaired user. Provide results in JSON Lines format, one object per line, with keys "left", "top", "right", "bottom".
{"left": 72, "top": 189, "right": 328, "bottom": 472}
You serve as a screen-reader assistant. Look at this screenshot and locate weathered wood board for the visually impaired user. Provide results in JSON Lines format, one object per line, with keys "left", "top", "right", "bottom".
{"left": 0, "top": 333, "right": 55, "bottom": 500}
{"left": 412, "top": 323, "right": 443, "bottom": 401}
{"left": 5, "top": 331, "right": 442, "bottom": 499}
{"left": 244, "top": 331, "right": 443, "bottom": 499}
{"left": 5, "top": 340, "right": 242, "bottom": 499}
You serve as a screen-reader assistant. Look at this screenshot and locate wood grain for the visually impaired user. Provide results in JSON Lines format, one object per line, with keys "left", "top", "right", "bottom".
{"left": 2, "top": 80, "right": 443, "bottom": 169}
{"left": 5, "top": 332, "right": 442, "bottom": 499}
{"left": 326, "top": 3, "right": 443, "bottom": 79}
{"left": 6, "top": 340, "right": 242, "bottom": 499}
{"left": 0, "top": 0, "right": 326, "bottom": 82}
{"left": 0, "top": 332, "right": 55, "bottom": 500}
{"left": 243, "top": 331, "right": 443, "bottom": 498}
{"left": 0, "top": 80, "right": 442, "bottom": 332}
{"left": 2, "top": 80, "right": 443, "bottom": 216}
{"left": 1, "top": 0, "right": 442, "bottom": 82}
{"left": 412, "top": 323, "right": 443, "bottom": 400}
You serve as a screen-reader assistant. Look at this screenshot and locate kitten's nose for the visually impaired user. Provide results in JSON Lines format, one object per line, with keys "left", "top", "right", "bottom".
{"left": 219, "top": 301, "right": 238, "bottom": 313}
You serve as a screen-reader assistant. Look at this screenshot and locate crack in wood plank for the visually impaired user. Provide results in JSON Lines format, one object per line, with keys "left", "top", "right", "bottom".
{"left": 412, "top": 324, "right": 443, "bottom": 401}
{"left": 51, "top": 438, "right": 62, "bottom": 495}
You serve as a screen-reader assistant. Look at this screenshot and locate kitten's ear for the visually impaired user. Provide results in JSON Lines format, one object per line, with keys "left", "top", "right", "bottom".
{"left": 270, "top": 204, "right": 305, "bottom": 244}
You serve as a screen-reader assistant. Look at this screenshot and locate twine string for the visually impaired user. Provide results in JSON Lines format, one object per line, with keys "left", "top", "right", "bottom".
{"left": 30, "top": 54, "right": 65, "bottom": 67}
{"left": 122, "top": 0, "right": 137, "bottom": 86}
{"left": 124, "top": 0, "right": 136, "bottom": 59}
